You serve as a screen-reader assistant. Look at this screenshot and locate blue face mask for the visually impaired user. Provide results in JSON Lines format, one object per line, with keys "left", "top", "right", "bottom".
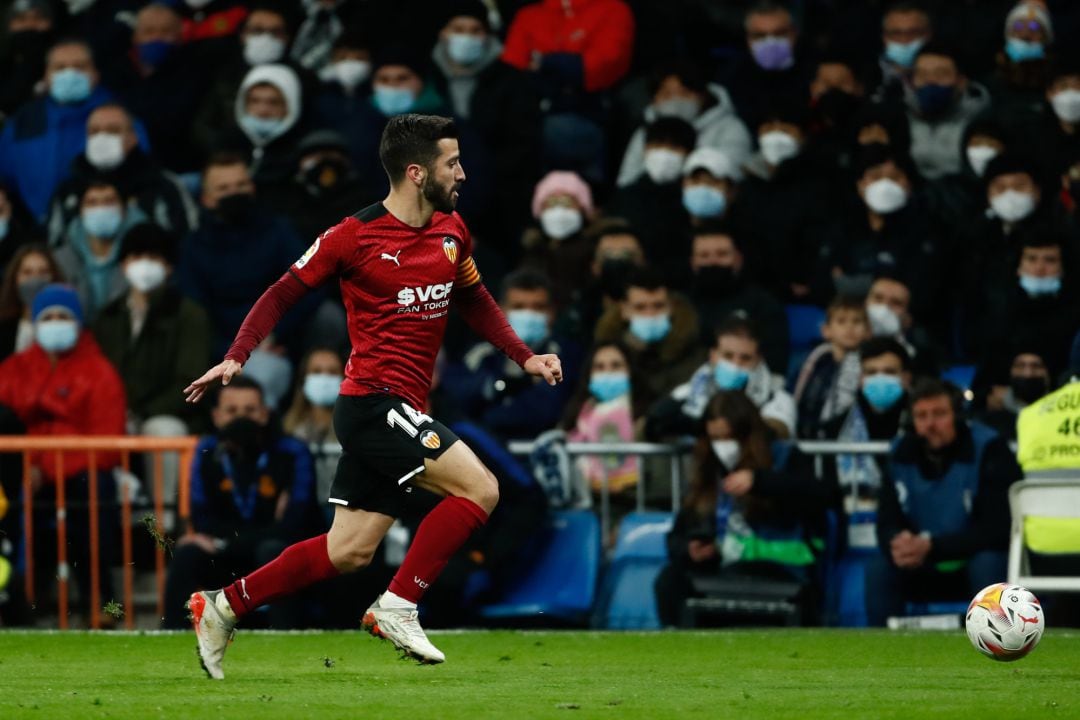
{"left": 861, "top": 373, "right": 904, "bottom": 411}
{"left": 915, "top": 83, "right": 955, "bottom": 117}
{"left": 682, "top": 184, "right": 727, "bottom": 218}
{"left": 35, "top": 319, "right": 79, "bottom": 353}
{"left": 446, "top": 33, "right": 487, "bottom": 65}
{"left": 82, "top": 205, "right": 123, "bottom": 238}
{"left": 629, "top": 313, "right": 671, "bottom": 344}
{"left": 713, "top": 359, "right": 750, "bottom": 390}
{"left": 137, "top": 40, "right": 176, "bottom": 68}
{"left": 49, "top": 68, "right": 92, "bottom": 104}
{"left": 239, "top": 113, "right": 284, "bottom": 142}
{"left": 373, "top": 84, "right": 416, "bottom": 116}
{"left": 1005, "top": 37, "right": 1045, "bottom": 64}
{"left": 589, "top": 371, "right": 630, "bottom": 403}
{"left": 0, "top": 217, "right": 9, "bottom": 240}
{"left": 507, "top": 309, "right": 549, "bottom": 347}
{"left": 303, "top": 372, "right": 342, "bottom": 407}
{"left": 884, "top": 39, "right": 925, "bottom": 68}
{"left": 1019, "top": 274, "right": 1062, "bottom": 297}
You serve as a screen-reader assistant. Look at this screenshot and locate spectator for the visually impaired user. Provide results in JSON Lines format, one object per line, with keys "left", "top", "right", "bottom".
{"left": 290, "top": 0, "right": 366, "bottom": 72}
{"left": 92, "top": 223, "right": 211, "bottom": 434}
{"left": 502, "top": 0, "right": 634, "bottom": 182}
{"left": 0, "top": 284, "right": 126, "bottom": 614}
{"left": 905, "top": 43, "right": 990, "bottom": 180}
{"left": 311, "top": 31, "right": 378, "bottom": 178}
{"left": 719, "top": 1, "right": 815, "bottom": 128}
{"left": 178, "top": 152, "right": 320, "bottom": 359}
{"left": 520, "top": 170, "right": 596, "bottom": 306}
{"left": 0, "top": 0, "right": 55, "bottom": 118}
{"left": 264, "top": 129, "right": 374, "bottom": 244}
{"left": 818, "top": 144, "right": 945, "bottom": 318}
{"left": 315, "top": 30, "right": 371, "bottom": 97}
{"left": 740, "top": 100, "right": 832, "bottom": 301}
{"left": 163, "top": 376, "right": 318, "bottom": 629}
{"left": 593, "top": 265, "right": 705, "bottom": 409}
{"left": 806, "top": 53, "right": 867, "bottom": 163}
{"left": 683, "top": 223, "right": 788, "bottom": 372}
{"left": 444, "top": 268, "right": 580, "bottom": 440}
{"left": 46, "top": 103, "right": 199, "bottom": 244}
{"left": 866, "top": 378, "right": 1022, "bottom": 626}
{"left": 866, "top": 275, "right": 941, "bottom": 375}
{"left": 429, "top": 1, "right": 542, "bottom": 243}
{"left": 793, "top": 294, "right": 870, "bottom": 438}
{"left": 53, "top": 179, "right": 148, "bottom": 320}
{"left": 1034, "top": 55, "right": 1080, "bottom": 176}
{"left": 103, "top": 3, "right": 212, "bottom": 173}
{"left": 559, "top": 341, "right": 646, "bottom": 500}
{"left": 564, "top": 219, "right": 647, "bottom": 338}
{"left": 963, "top": 119, "right": 1008, "bottom": 180}
{"left": 616, "top": 60, "right": 751, "bottom": 188}
{"left": 0, "top": 38, "right": 138, "bottom": 221}
{"left": 978, "top": 346, "right": 1053, "bottom": 441}
{"left": 654, "top": 391, "right": 824, "bottom": 627}
{"left": 985, "top": 1, "right": 1055, "bottom": 137}
{"left": 875, "top": 1, "right": 933, "bottom": 104}
{"left": 927, "top": 117, "right": 1011, "bottom": 231}
{"left": 0, "top": 243, "right": 64, "bottom": 361}
{"left": 822, "top": 337, "right": 912, "bottom": 551}
{"left": 681, "top": 147, "right": 745, "bottom": 233}
{"left": 607, "top": 117, "right": 696, "bottom": 258}
{"left": 852, "top": 102, "right": 911, "bottom": 158}
{"left": 281, "top": 346, "right": 343, "bottom": 509}
{"left": 648, "top": 315, "right": 796, "bottom": 440}
{"left": 0, "top": 185, "right": 42, "bottom": 272}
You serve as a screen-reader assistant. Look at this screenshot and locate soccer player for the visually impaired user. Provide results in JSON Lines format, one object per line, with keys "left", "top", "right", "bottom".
{"left": 182, "top": 114, "right": 563, "bottom": 677}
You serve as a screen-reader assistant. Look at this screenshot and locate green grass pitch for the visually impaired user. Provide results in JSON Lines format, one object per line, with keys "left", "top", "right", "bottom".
{"left": 2, "top": 629, "right": 1079, "bottom": 719}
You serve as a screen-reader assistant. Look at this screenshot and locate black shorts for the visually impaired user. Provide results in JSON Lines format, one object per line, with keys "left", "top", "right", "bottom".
{"left": 329, "top": 394, "right": 459, "bottom": 517}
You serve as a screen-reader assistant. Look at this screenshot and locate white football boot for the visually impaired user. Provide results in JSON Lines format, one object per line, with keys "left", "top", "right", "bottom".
{"left": 187, "top": 589, "right": 237, "bottom": 679}
{"left": 361, "top": 595, "right": 446, "bottom": 664}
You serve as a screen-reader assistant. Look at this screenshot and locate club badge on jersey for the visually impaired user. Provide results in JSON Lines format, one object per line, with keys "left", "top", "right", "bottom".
{"left": 442, "top": 237, "right": 458, "bottom": 264}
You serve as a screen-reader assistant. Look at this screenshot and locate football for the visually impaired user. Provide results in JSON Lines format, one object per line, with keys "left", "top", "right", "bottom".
{"left": 965, "top": 583, "right": 1045, "bottom": 662}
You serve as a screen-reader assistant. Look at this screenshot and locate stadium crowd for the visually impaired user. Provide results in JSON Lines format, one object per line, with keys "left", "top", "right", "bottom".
{"left": 0, "top": 0, "right": 1078, "bottom": 628}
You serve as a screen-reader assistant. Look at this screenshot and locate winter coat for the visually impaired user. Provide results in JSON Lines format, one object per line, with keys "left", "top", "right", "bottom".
{"left": 0, "top": 332, "right": 126, "bottom": 481}
{"left": 501, "top": 0, "right": 635, "bottom": 93}
{"left": 593, "top": 293, "right": 706, "bottom": 408}
{"left": 46, "top": 150, "right": 199, "bottom": 244}
{"left": 92, "top": 286, "right": 212, "bottom": 424}
{"left": 906, "top": 81, "right": 991, "bottom": 180}
{"left": 616, "top": 84, "right": 752, "bottom": 188}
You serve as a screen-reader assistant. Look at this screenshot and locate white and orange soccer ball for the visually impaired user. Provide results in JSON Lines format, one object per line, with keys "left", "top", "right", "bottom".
{"left": 965, "top": 583, "right": 1045, "bottom": 661}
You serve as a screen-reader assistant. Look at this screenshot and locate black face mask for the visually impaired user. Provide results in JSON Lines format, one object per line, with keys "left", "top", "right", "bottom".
{"left": 599, "top": 258, "right": 635, "bottom": 298}
{"left": 692, "top": 265, "right": 738, "bottom": 297}
{"left": 9, "top": 29, "right": 51, "bottom": 59}
{"left": 1011, "top": 376, "right": 1049, "bottom": 404}
{"left": 301, "top": 158, "right": 350, "bottom": 196}
{"left": 814, "top": 89, "right": 860, "bottom": 128}
{"left": 215, "top": 193, "right": 255, "bottom": 226}
{"left": 219, "top": 416, "right": 266, "bottom": 461}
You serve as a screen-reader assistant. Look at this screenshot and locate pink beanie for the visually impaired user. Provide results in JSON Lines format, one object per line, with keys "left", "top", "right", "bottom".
{"left": 531, "top": 170, "right": 593, "bottom": 218}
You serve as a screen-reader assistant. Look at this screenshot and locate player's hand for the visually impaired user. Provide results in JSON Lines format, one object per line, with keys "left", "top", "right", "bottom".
{"left": 184, "top": 359, "right": 243, "bottom": 404}
{"left": 524, "top": 353, "right": 563, "bottom": 386}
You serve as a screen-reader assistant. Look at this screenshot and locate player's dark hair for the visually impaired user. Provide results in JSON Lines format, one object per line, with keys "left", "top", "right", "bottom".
{"left": 623, "top": 265, "right": 668, "bottom": 293}
{"left": 859, "top": 337, "right": 912, "bottom": 371}
{"left": 379, "top": 114, "right": 458, "bottom": 184}
{"left": 501, "top": 267, "right": 553, "bottom": 299}
{"left": 644, "top": 117, "right": 696, "bottom": 153}
{"left": 714, "top": 313, "right": 762, "bottom": 348}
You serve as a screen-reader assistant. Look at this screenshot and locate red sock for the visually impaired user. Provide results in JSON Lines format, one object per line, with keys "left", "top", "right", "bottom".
{"left": 389, "top": 496, "right": 488, "bottom": 603}
{"left": 223, "top": 533, "right": 340, "bottom": 618}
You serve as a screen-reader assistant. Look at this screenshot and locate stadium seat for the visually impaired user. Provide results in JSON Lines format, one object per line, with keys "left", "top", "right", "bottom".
{"left": 592, "top": 511, "right": 673, "bottom": 630}
{"left": 610, "top": 511, "right": 673, "bottom": 562}
{"left": 940, "top": 364, "right": 977, "bottom": 394}
{"left": 478, "top": 509, "right": 601, "bottom": 625}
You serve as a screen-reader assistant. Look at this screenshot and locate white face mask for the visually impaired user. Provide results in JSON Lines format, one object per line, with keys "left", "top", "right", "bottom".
{"left": 758, "top": 130, "right": 800, "bottom": 166}
{"left": 86, "top": 132, "right": 126, "bottom": 170}
{"left": 539, "top": 206, "right": 583, "bottom": 240}
{"left": 990, "top": 189, "right": 1036, "bottom": 222}
{"left": 711, "top": 439, "right": 741, "bottom": 471}
{"left": 1051, "top": 89, "right": 1080, "bottom": 124}
{"left": 653, "top": 97, "right": 700, "bottom": 123}
{"left": 863, "top": 178, "right": 908, "bottom": 214}
{"left": 124, "top": 258, "right": 167, "bottom": 293}
{"left": 642, "top": 148, "right": 685, "bottom": 184}
{"left": 243, "top": 33, "right": 286, "bottom": 66}
{"left": 966, "top": 145, "right": 998, "bottom": 177}
{"left": 866, "top": 302, "right": 901, "bottom": 336}
{"left": 320, "top": 59, "right": 371, "bottom": 89}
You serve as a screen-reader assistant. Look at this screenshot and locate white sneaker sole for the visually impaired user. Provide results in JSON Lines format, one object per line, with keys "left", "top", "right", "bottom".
{"left": 361, "top": 610, "right": 445, "bottom": 664}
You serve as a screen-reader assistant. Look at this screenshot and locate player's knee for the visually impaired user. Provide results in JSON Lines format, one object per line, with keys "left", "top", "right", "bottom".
{"left": 471, "top": 470, "right": 499, "bottom": 513}
{"left": 329, "top": 541, "right": 376, "bottom": 573}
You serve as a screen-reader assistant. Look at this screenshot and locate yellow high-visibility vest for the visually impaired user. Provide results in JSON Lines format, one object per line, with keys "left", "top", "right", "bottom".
{"left": 1017, "top": 382, "right": 1080, "bottom": 472}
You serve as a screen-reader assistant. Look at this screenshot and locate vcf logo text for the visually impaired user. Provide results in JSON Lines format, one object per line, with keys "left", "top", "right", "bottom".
{"left": 397, "top": 281, "right": 454, "bottom": 311}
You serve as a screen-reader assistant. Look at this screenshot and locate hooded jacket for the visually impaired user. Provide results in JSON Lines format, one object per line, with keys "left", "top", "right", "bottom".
{"left": 233, "top": 63, "right": 304, "bottom": 185}
{"left": 0, "top": 332, "right": 126, "bottom": 482}
{"left": 617, "top": 84, "right": 752, "bottom": 187}
{"left": 906, "top": 81, "right": 991, "bottom": 180}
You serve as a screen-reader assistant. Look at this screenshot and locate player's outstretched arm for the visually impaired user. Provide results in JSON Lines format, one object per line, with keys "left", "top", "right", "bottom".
{"left": 184, "top": 359, "right": 243, "bottom": 404}
{"left": 524, "top": 353, "right": 563, "bottom": 386}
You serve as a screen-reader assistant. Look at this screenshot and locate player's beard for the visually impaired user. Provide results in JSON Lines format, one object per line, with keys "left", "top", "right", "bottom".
{"left": 422, "top": 174, "right": 459, "bottom": 214}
